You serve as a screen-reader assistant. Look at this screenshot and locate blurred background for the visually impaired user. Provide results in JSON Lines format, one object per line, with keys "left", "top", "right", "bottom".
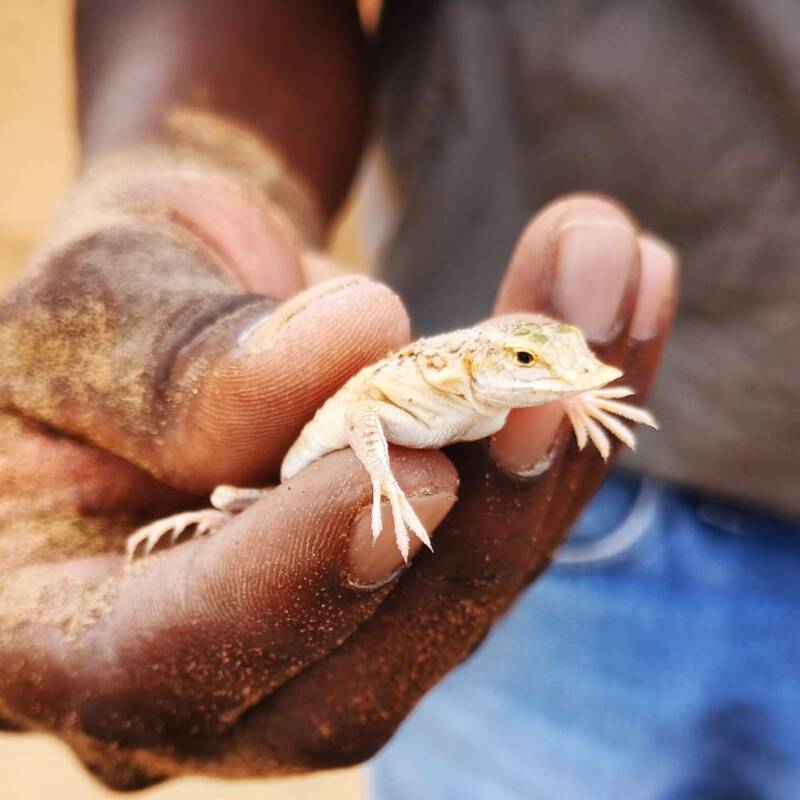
{"left": 0, "top": 1, "right": 368, "bottom": 797}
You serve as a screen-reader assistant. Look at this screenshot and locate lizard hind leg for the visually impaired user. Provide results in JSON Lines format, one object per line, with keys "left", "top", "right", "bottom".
{"left": 125, "top": 485, "right": 271, "bottom": 561}
{"left": 210, "top": 484, "right": 272, "bottom": 513}
{"left": 125, "top": 509, "right": 231, "bottom": 561}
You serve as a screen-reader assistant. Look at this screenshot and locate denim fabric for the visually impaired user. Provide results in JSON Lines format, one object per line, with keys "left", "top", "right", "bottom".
{"left": 370, "top": 472, "right": 800, "bottom": 800}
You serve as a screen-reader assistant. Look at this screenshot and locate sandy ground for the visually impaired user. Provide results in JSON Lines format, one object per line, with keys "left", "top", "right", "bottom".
{"left": 0, "top": 2, "right": 366, "bottom": 797}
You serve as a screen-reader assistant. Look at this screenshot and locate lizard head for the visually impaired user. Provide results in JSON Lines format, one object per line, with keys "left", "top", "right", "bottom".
{"left": 468, "top": 319, "right": 623, "bottom": 407}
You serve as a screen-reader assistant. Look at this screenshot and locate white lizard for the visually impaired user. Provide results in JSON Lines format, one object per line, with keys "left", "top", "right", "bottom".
{"left": 126, "top": 318, "right": 656, "bottom": 562}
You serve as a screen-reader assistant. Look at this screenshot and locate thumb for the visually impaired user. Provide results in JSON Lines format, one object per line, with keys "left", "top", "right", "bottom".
{"left": 0, "top": 220, "right": 409, "bottom": 490}
{"left": 0, "top": 447, "right": 457, "bottom": 749}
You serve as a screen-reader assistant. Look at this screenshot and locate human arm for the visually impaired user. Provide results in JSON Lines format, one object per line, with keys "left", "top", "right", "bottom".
{"left": 0, "top": 1, "right": 677, "bottom": 789}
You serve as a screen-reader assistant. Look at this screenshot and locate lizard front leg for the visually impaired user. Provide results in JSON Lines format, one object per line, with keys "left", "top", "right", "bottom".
{"left": 345, "top": 402, "right": 433, "bottom": 562}
{"left": 563, "top": 386, "right": 658, "bottom": 460}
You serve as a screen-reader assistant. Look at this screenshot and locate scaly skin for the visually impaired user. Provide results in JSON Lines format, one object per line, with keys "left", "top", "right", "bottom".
{"left": 127, "top": 319, "right": 657, "bottom": 561}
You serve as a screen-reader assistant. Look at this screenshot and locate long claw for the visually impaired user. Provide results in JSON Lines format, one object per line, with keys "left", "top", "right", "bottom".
{"left": 389, "top": 490, "right": 410, "bottom": 562}
{"left": 592, "top": 397, "right": 658, "bottom": 428}
{"left": 371, "top": 482, "right": 383, "bottom": 542}
{"left": 125, "top": 534, "right": 142, "bottom": 562}
{"left": 399, "top": 493, "right": 433, "bottom": 551}
{"left": 591, "top": 386, "right": 636, "bottom": 399}
{"left": 169, "top": 520, "right": 188, "bottom": 544}
{"left": 564, "top": 401, "right": 589, "bottom": 450}
{"left": 583, "top": 413, "right": 611, "bottom": 460}
{"left": 588, "top": 405, "right": 636, "bottom": 450}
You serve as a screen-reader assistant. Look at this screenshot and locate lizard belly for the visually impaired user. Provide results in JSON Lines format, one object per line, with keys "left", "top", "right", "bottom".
{"left": 374, "top": 366, "right": 483, "bottom": 449}
{"left": 459, "top": 411, "right": 509, "bottom": 442}
{"left": 381, "top": 413, "right": 466, "bottom": 449}
{"left": 381, "top": 406, "right": 507, "bottom": 449}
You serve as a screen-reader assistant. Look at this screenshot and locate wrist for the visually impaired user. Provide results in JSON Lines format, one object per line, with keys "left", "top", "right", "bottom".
{"left": 35, "top": 115, "right": 322, "bottom": 296}
{"left": 76, "top": 1, "right": 368, "bottom": 222}
{"left": 80, "top": 109, "right": 323, "bottom": 244}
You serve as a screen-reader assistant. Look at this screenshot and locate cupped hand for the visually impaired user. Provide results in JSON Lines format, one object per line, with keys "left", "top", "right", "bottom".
{"left": 0, "top": 160, "right": 676, "bottom": 790}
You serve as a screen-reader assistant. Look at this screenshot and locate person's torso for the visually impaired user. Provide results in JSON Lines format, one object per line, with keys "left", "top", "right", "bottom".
{"left": 368, "top": 0, "right": 800, "bottom": 517}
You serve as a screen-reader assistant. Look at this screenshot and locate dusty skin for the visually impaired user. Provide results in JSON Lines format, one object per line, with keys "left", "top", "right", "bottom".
{"left": 0, "top": 62, "right": 676, "bottom": 791}
{"left": 1, "top": 4, "right": 416, "bottom": 798}
{"left": 0, "top": 224, "right": 670, "bottom": 789}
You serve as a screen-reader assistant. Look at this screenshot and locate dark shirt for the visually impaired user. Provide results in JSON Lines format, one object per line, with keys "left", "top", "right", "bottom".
{"left": 373, "top": 0, "right": 800, "bottom": 518}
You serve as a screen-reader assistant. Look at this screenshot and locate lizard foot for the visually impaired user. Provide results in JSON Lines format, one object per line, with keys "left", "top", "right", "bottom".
{"left": 125, "top": 509, "right": 231, "bottom": 561}
{"left": 210, "top": 484, "right": 272, "bottom": 513}
{"left": 563, "top": 386, "right": 658, "bottom": 460}
{"left": 371, "top": 478, "right": 433, "bottom": 563}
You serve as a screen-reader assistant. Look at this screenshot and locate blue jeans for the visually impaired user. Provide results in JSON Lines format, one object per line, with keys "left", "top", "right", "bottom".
{"left": 370, "top": 472, "right": 800, "bottom": 799}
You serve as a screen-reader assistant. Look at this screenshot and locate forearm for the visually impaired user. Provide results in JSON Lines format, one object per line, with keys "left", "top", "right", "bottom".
{"left": 74, "top": 0, "right": 368, "bottom": 221}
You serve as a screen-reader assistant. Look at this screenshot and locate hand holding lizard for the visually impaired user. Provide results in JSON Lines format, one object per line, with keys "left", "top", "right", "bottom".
{"left": 0, "top": 170, "right": 676, "bottom": 789}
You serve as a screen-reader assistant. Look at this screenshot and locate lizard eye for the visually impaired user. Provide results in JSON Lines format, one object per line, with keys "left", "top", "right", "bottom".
{"left": 515, "top": 350, "right": 536, "bottom": 365}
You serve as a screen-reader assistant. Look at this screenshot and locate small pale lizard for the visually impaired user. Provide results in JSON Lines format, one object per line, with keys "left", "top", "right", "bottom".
{"left": 126, "top": 318, "right": 656, "bottom": 561}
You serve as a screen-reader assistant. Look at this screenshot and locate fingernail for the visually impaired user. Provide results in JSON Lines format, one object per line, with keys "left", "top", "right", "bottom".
{"left": 347, "top": 492, "right": 456, "bottom": 588}
{"left": 631, "top": 235, "right": 678, "bottom": 340}
{"left": 490, "top": 403, "right": 565, "bottom": 476}
{"left": 553, "top": 218, "right": 638, "bottom": 342}
{"left": 238, "top": 276, "right": 368, "bottom": 352}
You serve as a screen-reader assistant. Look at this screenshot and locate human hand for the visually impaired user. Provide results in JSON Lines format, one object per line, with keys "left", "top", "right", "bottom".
{"left": 0, "top": 167, "right": 675, "bottom": 790}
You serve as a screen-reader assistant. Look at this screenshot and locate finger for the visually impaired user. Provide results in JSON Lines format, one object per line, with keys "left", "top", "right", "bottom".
{"left": 626, "top": 233, "right": 680, "bottom": 386}
{"left": 0, "top": 221, "right": 409, "bottom": 490}
{"left": 490, "top": 193, "right": 642, "bottom": 474}
{"left": 0, "top": 448, "right": 457, "bottom": 747}
{"left": 162, "top": 275, "right": 409, "bottom": 488}
{"left": 0, "top": 410, "right": 191, "bottom": 532}
{"left": 523, "top": 232, "right": 679, "bottom": 560}
{"left": 207, "top": 211, "right": 680, "bottom": 774}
